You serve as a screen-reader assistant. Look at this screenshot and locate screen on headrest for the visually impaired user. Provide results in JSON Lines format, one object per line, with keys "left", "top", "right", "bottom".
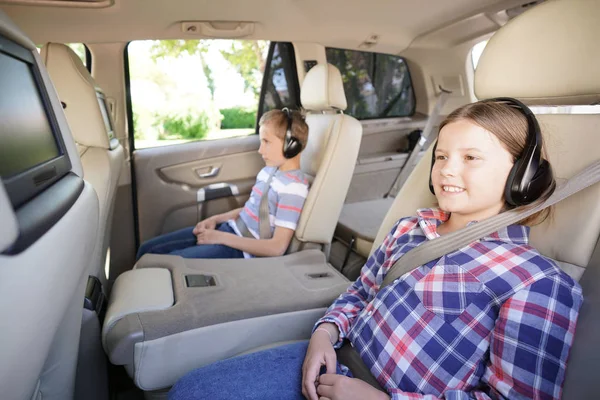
{"left": 0, "top": 34, "right": 70, "bottom": 208}
{"left": 0, "top": 50, "right": 59, "bottom": 177}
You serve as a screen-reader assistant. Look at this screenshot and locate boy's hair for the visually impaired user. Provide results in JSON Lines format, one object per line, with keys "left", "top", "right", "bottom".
{"left": 259, "top": 109, "right": 309, "bottom": 149}
{"left": 439, "top": 100, "right": 555, "bottom": 227}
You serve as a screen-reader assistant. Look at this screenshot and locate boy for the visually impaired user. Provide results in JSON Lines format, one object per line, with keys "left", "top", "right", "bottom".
{"left": 136, "top": 109, "right": 310, "bottom": 260}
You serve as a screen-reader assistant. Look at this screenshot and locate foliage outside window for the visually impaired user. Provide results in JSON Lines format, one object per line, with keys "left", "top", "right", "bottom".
{"left": 128, "top": 39, "right": 269, "bottom": 148}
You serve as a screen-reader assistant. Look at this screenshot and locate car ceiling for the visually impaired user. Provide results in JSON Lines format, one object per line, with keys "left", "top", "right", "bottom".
{"left": 1, "top": 0, "right": 541, "bottom": 54}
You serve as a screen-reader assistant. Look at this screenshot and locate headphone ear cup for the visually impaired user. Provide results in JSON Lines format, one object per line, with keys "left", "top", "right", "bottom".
{"left": 504, "top": 159, "right": 554, "bottom": 206}
{"left": 283, "top": 136, "right": 302, "bottom": 159}
{"left": 504, "top": 162, "right": 521, "bottom": 206}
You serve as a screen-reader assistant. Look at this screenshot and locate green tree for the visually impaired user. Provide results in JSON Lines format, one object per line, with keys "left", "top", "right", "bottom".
{"left": 150, "top": 40, "right": 215, "bottom": 100}
{"left": 220, "top": 41, "right": 268, "bottom": 98}
{"left": 149, "top": 39, "right": 267, "bottom": 101}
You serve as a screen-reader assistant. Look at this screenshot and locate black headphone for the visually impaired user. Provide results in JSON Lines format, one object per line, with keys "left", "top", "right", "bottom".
{"left": 281, "top": 108, "right": 303, "bottom": 159}
{"left": 428, "top": 97, "right": 554, "bottom": 206}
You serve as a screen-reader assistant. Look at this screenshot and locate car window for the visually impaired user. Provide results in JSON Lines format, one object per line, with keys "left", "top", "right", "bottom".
{"left": 325, "top": 47, "right": 415, "bottom": 119}
{"left": 127, "top": 39, "right": 269, "bottom": 149}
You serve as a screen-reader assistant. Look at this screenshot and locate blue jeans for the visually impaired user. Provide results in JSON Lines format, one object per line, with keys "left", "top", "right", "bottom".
{"left": 169, "top": 342, "right": 309, "bottom": 400}
{"left": 169, "top": 341, "right": 347, "bottom": 400}
{"left": 136, "top": 223, "right": 244, "bottom": 260}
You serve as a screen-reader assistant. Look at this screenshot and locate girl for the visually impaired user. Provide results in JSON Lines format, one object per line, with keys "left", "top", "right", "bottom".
{"left": 169, "top": 99, "right": 582, "bottom": 400}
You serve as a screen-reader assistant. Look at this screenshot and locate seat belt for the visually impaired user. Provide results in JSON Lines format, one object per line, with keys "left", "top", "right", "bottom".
{"left": 387, "top": 87, "right": 452, "bottom": 197}
{"left": 235, "top": 168, "right": 277, "bottom": 239}
{"left": 382, "top": 159, "right": 600, "bottom": 288}
{"left": 337, "top": 158, "right": 600, "bottom": 389}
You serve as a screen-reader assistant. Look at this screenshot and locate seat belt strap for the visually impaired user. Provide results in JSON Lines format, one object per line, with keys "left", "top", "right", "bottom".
{"left": 235, "top": 168, "right": 277, "bottom": 239}
{"left": 387, "top": 87, "right": 452, "bottom": 197}
{"left": 381, "top": 159, "right": 600, "bottom": 289}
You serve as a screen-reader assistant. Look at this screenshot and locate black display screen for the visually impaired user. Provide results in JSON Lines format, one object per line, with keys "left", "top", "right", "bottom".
{"left": 0, "top": 48, "right": 60, "bottom": 178}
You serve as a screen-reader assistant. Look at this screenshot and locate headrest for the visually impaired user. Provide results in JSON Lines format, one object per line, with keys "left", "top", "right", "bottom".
{"left": 301, "top": 64, "right": 347, "bottom": 111}
{"left": 41, "top": 43, "right": 111, "bottom": 149}
{"left": 475, "top": 0, "right": 600, "bottom": 105}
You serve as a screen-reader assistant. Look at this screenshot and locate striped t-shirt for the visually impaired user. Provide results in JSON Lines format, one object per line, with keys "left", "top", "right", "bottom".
{"left": 228, "top": 166, "right": 309, "bottom": 258}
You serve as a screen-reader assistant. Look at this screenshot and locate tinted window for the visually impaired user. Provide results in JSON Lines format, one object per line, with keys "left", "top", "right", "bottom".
{"left": 326, "top": 48, "right": 415, "bottom": 119}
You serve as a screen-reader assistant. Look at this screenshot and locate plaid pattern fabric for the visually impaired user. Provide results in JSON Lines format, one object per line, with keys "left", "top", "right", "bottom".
{"left": 316, "top": 208, "right": 582, "bottom": 399}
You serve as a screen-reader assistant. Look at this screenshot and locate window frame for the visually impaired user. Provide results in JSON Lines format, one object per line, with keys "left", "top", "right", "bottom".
{"left": 256, "top": 41, "right": 302, "bottom": 133}
{"left": 325, "top": 46, "right": 416, "bottom": 120}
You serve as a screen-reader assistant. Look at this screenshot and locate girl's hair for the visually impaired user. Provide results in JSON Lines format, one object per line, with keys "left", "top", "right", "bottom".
{"left": 438, "top": 100, "right": 555, "bottom": 226}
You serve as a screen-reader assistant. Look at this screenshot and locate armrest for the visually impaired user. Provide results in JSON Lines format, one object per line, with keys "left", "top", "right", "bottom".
{"left": 102, "top": 268, "right": 173, "bottom": 363}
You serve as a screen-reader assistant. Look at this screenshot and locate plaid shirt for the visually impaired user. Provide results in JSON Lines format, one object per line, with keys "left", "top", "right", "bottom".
{"left": 316, "top": 208, "right": 582, "bottom": 399}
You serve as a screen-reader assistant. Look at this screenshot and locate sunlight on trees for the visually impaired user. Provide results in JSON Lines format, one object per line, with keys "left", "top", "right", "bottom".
{"left": 129, "top": 39, "right": 269, "bottom": 148}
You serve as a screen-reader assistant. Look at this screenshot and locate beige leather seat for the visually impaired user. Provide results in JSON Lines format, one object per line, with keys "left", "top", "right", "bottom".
{"left": 369, "top": 1, "right": 600, "bottom": 398}
{"left": 100, "top": 63, "right": 362, "bottom": 392}
{"left": 41, "top": 42, "right": 123, "bottom": 400}
{"left": 41, "top": 42, "right": 124, "bottom": 287}
{"left": 290, "top": 63, "right": 363, "bottom": 251}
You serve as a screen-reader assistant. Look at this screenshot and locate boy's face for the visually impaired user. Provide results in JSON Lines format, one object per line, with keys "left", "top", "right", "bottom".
{"left": 431, "top": 119, "right": 514, "bottom": 223}
{"left": 258, "top": 123, "right": 287, "bottom": 167}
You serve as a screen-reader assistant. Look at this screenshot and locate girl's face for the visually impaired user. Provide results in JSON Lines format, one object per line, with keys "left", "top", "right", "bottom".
{"left": 431, "top": 119, "right": 515, "bottom": 223}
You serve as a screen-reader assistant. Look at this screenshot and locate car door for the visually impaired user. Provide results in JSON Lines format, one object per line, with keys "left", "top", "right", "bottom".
{"left": 127, "top": 41, "right": 301, "bottom": 245}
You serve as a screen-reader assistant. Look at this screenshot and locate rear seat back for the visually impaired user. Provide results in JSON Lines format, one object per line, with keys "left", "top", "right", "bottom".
{"left": 0, "top": 12, "right": 99, "bottom": 400}
{"left": 289, "top": 63, "right": 362, "bottom": 251}
{"left": 41, "top": 42, "right": 124, "bottom": 287}
{"left": 371, "top": 0, "right": 600, "bottom": 397}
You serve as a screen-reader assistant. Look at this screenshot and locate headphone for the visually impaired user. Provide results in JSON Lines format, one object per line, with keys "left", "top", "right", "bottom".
{"left": 282, "top": 108, "right": 303, "bottom": 159}
{"left": 428, "top": 97, "right": 554, "bottom": 206}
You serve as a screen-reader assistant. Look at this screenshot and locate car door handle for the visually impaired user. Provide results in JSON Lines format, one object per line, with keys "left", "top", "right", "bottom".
{"left": 196, "top": 166, "right": 220, "bottom": 179}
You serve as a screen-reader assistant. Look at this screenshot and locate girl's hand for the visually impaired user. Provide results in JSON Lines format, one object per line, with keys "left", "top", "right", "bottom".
{"left": 196, "top": 228, "right": 224, "bottom": 245}
{"left": 302, "top": 328, "right": 337, "bottom": 400}
{"left": 316, "top": 374, "right": 390, "bottom": 400}
{"left": 193, "top": 217, "right": 217, "bottom": 234}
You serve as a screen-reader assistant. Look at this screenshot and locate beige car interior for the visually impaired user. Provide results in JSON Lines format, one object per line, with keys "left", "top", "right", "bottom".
{"left": 1, "top": 0, "right": 599, "bottom": 399}
{"left": 0, "top": 10, "right": 100, "bottom": 400}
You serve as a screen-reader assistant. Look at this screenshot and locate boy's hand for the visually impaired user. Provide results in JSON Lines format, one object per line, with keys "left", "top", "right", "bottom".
{"left": 302, "top": 328, "right": 337, "bottom": 400}
{"left": 196, "top": 228, "right": 225, "bottom": 245}
{"left": 316, "top": 374, "right": 390, "bottom": 400}
{"left": 193, "top": 217, "right": 217, "bottom": 234}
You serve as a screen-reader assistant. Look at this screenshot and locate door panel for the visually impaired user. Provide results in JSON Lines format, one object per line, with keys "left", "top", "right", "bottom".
{"left": 345, "top": 115, "right": 427, "bottom": 203}
{"left": 134, "top": 135, "right": 262, "bottom": 243}
{"left": 157, "top": 151, "right": 264, "bottom": 187}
